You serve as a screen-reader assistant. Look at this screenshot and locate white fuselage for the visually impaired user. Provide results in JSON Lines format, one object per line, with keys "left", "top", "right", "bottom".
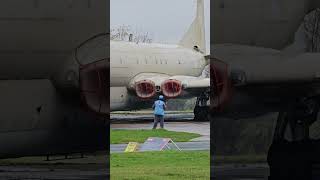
{"left": 110, "top": 40, "right": 207, "bottom": 110}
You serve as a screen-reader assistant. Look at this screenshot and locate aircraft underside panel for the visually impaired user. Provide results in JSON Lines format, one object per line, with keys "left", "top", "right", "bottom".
{"left": 110, "top": 87, "right": 130, "bottom": 111}
{"left": 110, "top": 86, "right": 152, "bottom": 111}
{"left": 0, "top": 79, "right": 63, "bottom": 132}
{"left": 0, "top": 79, "right": 107, "bottom": 158}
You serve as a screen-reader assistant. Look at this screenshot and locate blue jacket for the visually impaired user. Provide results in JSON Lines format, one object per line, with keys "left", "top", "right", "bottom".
{"left": 152, "top": 100, "right": 166, "bottom": 116}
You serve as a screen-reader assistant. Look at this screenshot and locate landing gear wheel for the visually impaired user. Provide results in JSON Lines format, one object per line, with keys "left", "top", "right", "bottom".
{"left": 193, "top": 106, "right": 209, "bottom": 121}
{"left": 268, "top": 98, "right": 319, "bottom": 180}
{"left": 194, "top": 91, "right": 210, "bottom": 122}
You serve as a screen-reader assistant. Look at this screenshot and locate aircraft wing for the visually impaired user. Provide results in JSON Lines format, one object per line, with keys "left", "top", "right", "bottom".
{"left": 211, "top": 44, "right": 320, "bottom": 115}
{"left": 128, "top": 73, "right": 210, "bottom": 99}
{"left": 213, "top": 44, "right": 320, "bottom": 86}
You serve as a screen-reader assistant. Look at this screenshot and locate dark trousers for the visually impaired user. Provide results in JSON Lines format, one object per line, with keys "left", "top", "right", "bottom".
{"left": 153, "top": 115, "right": 164, "bottom": 129}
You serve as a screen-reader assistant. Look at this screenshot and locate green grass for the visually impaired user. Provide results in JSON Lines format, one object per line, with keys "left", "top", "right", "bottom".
{"left": 111, "top": 151, "right": 210, "bottom": 180}
{"left": 214, "top": 155, "right": 267, "bottom": 164}
{"left": 110, "top": 129, "right": 201, "bottom": 144}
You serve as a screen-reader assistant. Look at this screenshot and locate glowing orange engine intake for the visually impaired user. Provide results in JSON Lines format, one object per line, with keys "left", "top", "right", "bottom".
{"left": 79, "top": 59, "right": 109, "bottom": 115}
{"left": 135, "top": 80, "right": 156, "bottom": 99}
{"left": 161, "top": 79, "right": 182, "bottom": 98}
{"left": 211, "top": 58, "right": 232, "bottom": 111}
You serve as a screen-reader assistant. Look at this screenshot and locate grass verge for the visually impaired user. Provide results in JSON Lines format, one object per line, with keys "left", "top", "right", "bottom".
{"left": 110, "top": 129, "right": 201, "bottom": 144}
{"left": 111, "top": 150, "right": 210, "bottom": 180}
{"left": 213, "top": 155, "right": 267, "bottom": 164}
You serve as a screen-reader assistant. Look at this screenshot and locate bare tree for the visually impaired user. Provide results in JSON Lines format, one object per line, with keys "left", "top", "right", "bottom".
{"left": 110, "top": 25, "right": 131, "bottom": 41}
{"left": 111, "top": 25, "right": 153, "bottom": 43}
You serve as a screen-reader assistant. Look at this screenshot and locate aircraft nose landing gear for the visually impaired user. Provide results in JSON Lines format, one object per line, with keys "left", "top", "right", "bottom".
{"left": 268, "top": 98, "right": 319, "bottom": 180}
{"left": 193, "top": 91, "right": 210, "bottom": 121}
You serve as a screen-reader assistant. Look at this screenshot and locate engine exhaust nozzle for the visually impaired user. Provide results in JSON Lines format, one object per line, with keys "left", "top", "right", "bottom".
{"left": 135, "top": 80, "right": 156, "bottom": 99}
{"left": 161, "top": 79, "right": 182, "bottom": 98}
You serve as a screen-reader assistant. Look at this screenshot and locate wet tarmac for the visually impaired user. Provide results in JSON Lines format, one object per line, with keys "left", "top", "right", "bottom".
{"left": 111, "top": 141, "right": 210, "bottom": 153}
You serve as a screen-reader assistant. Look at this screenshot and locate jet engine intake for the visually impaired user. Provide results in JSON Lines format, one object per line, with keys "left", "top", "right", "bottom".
{"left": 211, "top": 58, "right": 232, "bottom": 111}
{"left": 135, "top": 80, "right": 156, "bottom": 99}
{"left": 161, "top": 79, "right": 182, "bottom": 98}
{"left": 76, "top": 33, "right": 109, "bottom": 116}
{"left": 79, "top": 59, "right": 109, "bottom": 115}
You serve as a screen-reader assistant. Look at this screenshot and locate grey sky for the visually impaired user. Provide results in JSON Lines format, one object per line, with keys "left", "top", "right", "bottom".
{"left": 111, "top": 0, "right": 210, "bottom": 54}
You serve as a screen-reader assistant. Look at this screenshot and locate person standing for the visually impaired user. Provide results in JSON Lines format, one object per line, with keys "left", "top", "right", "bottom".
{"left": 152, "top": 95, "right": 167, "bottom": 129}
